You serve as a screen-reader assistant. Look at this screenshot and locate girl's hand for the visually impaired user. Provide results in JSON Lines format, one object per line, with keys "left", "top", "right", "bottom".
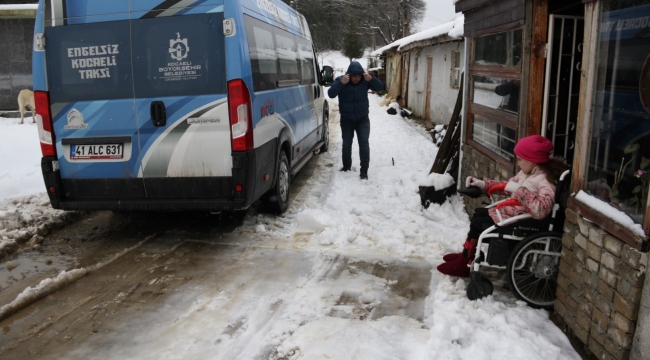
{"left": 465, "top": 176, "right": 486, "bottom": 190}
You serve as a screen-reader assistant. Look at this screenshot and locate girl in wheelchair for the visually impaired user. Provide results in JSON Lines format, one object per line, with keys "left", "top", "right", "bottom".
{"left": 437, "top": 135, "right": 569, "bottom": 278}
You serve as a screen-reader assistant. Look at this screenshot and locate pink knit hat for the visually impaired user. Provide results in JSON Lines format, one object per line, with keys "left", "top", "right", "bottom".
{"left": 514, "top": 135, "right": 554, "bottom": 163}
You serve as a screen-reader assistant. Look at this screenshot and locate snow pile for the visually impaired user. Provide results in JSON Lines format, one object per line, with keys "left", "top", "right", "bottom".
{"left": 423, "top": 277, "right": 581, "bottom": 359}
{"left": 447, "top": 15, "right": 465, "bottom": 38}
{"left": 371, "top": 15, "right": 465, "bottom": 56}
{"left": 431, "top": 124, "right": 447, "bottom": 146}
{"left": 0, "top": 268, "right": 87, "bottom": 321}
{"left": 576, "top": 190, "right": 647, "bottom": 237}
{"left": 420, "top": 172, "right": 455, "bottom": 189}
{"left": 0, "top": 118, "right": 79, "bottom": 260}
{"left": 0, "top": 194, "right": 79, "bottom": 259}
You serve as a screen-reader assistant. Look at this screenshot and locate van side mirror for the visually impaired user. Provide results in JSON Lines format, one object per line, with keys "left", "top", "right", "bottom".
{"left": 321, "top": 65, "right": 334, "bottom": 87}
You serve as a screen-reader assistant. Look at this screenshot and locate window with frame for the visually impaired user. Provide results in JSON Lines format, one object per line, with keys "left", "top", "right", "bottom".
{"left": 450, "top": 50, "right": 461, "bottom": 89}
{"left": 467, "top": 29, "right": 523, "bottom": 166}
{"left": 583, "top": 0, "right": 650, "bottom": 226}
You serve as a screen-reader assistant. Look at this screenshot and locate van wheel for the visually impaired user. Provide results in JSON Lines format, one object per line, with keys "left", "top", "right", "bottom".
{"left": 264, "top": 151, "right": 290, "bottom": 214}
{"left": 320, "top": 109, "right": 329, "bottom": 153}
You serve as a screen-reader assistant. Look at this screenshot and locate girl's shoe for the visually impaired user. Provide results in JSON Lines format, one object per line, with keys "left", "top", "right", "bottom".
{"left": 436, "top": 255, "right": 470, "bottom": 278}
{"left": 442, "top": 252, "right": 462, "bottom": 262}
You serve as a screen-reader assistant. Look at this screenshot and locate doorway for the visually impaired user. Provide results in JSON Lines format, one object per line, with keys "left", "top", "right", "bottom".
{"left": 541, "top": 14, "right": 584, "bottom": 164}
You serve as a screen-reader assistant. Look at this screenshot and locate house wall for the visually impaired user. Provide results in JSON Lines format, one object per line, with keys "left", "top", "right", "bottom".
{"left": 460, "top": 143, "right": 514, "bottom": 214}
{"left": 553, "top": 208, "right": 648, "bottom": 360}
{"left": 0, "top": 9, "right": 36, "bottom": 111}
{"left": 406, "top": 41, "right": 464, "bottom": 125}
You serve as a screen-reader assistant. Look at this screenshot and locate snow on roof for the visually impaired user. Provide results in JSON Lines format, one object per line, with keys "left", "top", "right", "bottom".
{"left": 575, "top": 190, "right": 647, "bottom": 238}
{"left": 0, "top": 4, "right": 38, "bottom": 11}
{"left": 370, "top": 15, "right": 464, "bottom": 56}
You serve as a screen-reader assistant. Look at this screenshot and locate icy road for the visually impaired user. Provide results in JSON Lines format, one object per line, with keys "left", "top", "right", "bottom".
{"left": 0, "top": 95, "right": 580, "bottom": 359}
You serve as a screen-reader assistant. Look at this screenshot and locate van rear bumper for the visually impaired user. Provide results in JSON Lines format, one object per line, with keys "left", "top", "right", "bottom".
{"left": 41, "top": 149, "right": 259, "bottom": 211}
{"left": 55, "top": 198, "right": 248, "bottom": 212}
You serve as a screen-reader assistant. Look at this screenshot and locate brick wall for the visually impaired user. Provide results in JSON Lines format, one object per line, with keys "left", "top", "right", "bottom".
{"left": 460, "top": 144, "right": 514, "bottom": 214}
{"left": 554, "top": 207, "right": 648, "bottom": 360}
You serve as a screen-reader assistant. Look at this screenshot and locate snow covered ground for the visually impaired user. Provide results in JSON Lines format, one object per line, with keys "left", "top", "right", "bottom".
{"left": 0, "top": 94, "right": 580, "bottom": 358}
{"left": 0, "top": 116, "right": 46, "bottom": 200}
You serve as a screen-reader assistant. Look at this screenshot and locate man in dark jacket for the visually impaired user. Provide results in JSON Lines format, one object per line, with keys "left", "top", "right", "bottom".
{"left": 327, "top": 61, "right": 384, "bottom": 180}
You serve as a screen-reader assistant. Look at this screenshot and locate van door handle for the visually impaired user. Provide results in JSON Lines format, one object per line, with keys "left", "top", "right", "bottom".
{"left": 150, "top": 101, "right": 167, "bottom": 127}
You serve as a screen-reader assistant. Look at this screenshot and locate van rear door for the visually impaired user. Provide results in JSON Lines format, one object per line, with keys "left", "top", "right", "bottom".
{"left": 129, "top": 12, "right": 230, "bottom": 198}
{"left": 44, "top": 6, "right": 144, "bottom": 199}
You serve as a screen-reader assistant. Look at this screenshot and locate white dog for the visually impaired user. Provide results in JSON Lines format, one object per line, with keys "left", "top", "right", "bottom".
{"left": 18, "top": 89, "right": 36, "bottom": 124}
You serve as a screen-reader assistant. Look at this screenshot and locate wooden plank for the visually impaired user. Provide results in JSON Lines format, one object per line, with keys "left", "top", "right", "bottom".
{"left": 463, "top": 0, "right": 526, "bottom": 24}
{"left": 644, "top": 182, "right": 650, "bottom": 236}
{"left": 464, "top": 5, "right": 526, "bottom": 35}
{"left": 431, "top": 73, "right": 465, "bottom": 174}
{"left": 469, "top": 102, "right": 519, "bottom": 127}
{"left": 525, "top": 0, "right": 548, "bottom": 136}
{"left": 455, "top": 0, "right": 493, "bottom": 13}
{"left": 425, "top": 57, "right": 433, "bottom": 124}
{"left": 571, "top": 1, "right": 598, "bottom": 194}
{"left": 469, "top": 65, "right": 522, "bottom": 77}
{"left": 518, "top": 0, "right": 534, "bottom": 138}
{"left": 568, "top": 197, "right": 649, "bottom": 252}
{"left": 465, "top": 19, "right": 525, "bottom": 38}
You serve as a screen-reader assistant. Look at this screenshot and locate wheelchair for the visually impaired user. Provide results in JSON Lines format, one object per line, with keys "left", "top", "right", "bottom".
{"left": 456, "top": 170, "right": 570, "bottom": 309}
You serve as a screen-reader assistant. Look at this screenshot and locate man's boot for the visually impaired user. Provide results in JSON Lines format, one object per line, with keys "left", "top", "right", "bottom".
{"left": 340, "top": 167, "right": 350, "bottom": 172}
{"left": 360, "top": 168, "right": 368, "bottom": 180}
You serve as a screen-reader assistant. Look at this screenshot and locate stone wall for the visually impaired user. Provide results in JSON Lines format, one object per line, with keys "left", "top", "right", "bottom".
{"left": 460, "top": 144, "right": 514, "bottom": 214}
{"left": 553, "top": 207, "right": 648, "bottom": 360}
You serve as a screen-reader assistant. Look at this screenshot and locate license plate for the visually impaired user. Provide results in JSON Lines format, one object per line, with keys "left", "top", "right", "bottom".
{"left": 70, "top": 144, "right": 123, "bottom": 160}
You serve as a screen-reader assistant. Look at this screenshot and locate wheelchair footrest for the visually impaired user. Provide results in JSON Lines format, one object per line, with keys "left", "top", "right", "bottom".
{"left": 486, "top": 239, "right": 510, "bottom": 266}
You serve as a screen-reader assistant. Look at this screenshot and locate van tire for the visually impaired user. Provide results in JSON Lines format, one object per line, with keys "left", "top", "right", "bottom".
{"left": 264, "top": 151, "right": 290, "bottom": 214}
{"left": 320, "top": 109, "right": 329, "bottom": 153}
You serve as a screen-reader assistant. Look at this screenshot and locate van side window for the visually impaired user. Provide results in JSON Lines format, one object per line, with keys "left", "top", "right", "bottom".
{"left": 245, "top": 16, "right": 278, "bottom": 92}
{"left": 275, "top": 33, "right": 298, "bottom": 81}
{"left": 297, "top": 40, "right": 315, "bottom": 84}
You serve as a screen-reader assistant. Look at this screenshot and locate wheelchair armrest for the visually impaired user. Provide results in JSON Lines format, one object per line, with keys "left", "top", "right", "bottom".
{"left": 457, "top": 186, "right": 484, "bottom": 198}
{"left": 495, "top": 213, "right": 533, "bottom": 226}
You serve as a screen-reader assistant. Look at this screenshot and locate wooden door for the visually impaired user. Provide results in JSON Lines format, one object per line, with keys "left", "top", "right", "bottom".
{"left": 425, "top": 56, "right": 433, "bottom": 123}
{"left": 401, "top": 53, "right": 410, "bottom": 106}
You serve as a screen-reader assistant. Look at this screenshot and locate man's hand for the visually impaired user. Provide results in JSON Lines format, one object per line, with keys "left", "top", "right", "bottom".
{"left": 363, "top": 73, "right": 372, "bottom": 81}
{"left": 341, "top": 74, "right": 350, "bottom": 84}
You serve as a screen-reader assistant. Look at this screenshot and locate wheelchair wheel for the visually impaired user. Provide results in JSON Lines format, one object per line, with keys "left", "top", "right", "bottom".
{"left": 467, "top": 273, "right": 494, "bottom": 300}
{"left": 506, "top": 232, "right": 562, "bottom": 309}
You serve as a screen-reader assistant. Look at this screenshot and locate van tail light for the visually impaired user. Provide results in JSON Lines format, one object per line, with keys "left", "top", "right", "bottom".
{"left": 34, "top": 90, "right": 56, "bottom": 157}
{"left": 227, "top": 79, "right": 254, "bottom": 152}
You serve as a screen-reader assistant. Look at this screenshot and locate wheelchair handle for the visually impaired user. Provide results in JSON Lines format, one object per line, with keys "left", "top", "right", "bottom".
{"left": 457, "top": 186, "right": 485, "bottom": 198}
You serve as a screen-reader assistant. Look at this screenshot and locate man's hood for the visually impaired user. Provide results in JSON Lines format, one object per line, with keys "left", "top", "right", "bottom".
{"left": 346, "top": 61, "right": 365, "bottom": 76}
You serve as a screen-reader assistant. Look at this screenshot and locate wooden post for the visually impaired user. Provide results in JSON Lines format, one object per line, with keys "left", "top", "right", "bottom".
{"left": 526, "top": 0, "right": 548, "bottom": 136}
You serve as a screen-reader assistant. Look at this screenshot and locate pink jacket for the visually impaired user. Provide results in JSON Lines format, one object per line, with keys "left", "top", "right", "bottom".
{"left": 483, "top": 166, "right": 556, "bottom": 224}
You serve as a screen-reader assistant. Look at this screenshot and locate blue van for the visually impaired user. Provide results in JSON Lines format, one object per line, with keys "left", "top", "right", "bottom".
{"left": 32, "top": 0, "right": 329, "bottom": 213}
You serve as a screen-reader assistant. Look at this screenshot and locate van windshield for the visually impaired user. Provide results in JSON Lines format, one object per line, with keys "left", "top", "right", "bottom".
{"left": 45, "top": 13, "right": 226, "bottom": 103}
